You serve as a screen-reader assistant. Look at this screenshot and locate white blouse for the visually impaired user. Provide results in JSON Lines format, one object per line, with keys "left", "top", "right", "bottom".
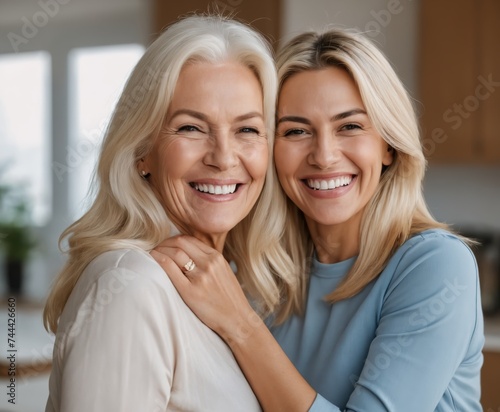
{"left": 45, "top": 248, "right": 261, "bottom": 412}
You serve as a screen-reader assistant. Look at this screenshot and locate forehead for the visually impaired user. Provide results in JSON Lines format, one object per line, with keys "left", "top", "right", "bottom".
{"left": 167, "top": 61, "right": 264, "bottom": 115}
{"left": 176, "top": 61, "right": 262, "bottom": 92}
{"left": 278, "top": 67, "right": 364, "bottom": 113}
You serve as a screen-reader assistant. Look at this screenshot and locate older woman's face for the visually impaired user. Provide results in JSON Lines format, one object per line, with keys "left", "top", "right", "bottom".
{"left": 275, "top": 67, "right": 393, "bottom": 234}
{"left": 144, "top": 61, "right": 268, "bottom": 239}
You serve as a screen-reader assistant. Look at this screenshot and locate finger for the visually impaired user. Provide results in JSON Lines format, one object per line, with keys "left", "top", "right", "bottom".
{"left": 153, "top": 245, "right": 195, "bottom": 274}
{"left": 155, "top": 237, "right": 215, "bottom": 274}
{"left": 160, "top": 234, "right": 215, "bottom": 256}
{"left": 173, "top": 235, "right": 219, "bottom": 260}
{"left": 150, "top": 251, "right": 193, "bottom": 294}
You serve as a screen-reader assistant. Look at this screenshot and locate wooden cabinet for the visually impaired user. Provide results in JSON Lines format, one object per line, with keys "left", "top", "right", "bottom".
{"left": 480, "top": 1, "right": 500, "bottom": 163}
{"left": 481, "top": 350, "right": 500, "bottom": 411}
{"left": 418, "top": 0, "right": 500, "bottom": 163}
{"left": 152, "top": 0, "right": 281, "bottom": 49}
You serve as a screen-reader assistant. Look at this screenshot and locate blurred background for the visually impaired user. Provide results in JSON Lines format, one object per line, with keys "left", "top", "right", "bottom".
{"left": 0, "top": 0, "right": 499, "bottom": 410}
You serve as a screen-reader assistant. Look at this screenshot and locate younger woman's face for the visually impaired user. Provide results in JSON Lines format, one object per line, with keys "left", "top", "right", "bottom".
{"left": 275, "top": 67, "right": 393, "bottom": 235}
{"left": 142, "top": 61, "right": 268, "bottom": 245}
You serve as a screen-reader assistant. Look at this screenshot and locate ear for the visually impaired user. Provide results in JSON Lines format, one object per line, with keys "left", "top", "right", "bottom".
{"left": 382, "top": 145, "right": 394, "bottom": 166}
{"left": 137, "top": 158, "right": 150, "bottom": 176}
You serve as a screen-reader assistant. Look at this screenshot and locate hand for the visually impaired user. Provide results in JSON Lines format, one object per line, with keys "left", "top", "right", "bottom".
{"left": 150, "top": 235, "right": 262, "bottom": 344}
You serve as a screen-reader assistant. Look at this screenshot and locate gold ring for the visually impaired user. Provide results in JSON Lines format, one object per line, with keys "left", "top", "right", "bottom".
{"left": 183, "top": 259, "right": 196, "bottom": 272}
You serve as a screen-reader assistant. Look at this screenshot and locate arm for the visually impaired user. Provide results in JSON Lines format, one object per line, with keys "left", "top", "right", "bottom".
{"left": 223, "top": 307, "right": 318, "bottom": 412}
{"left": 152, "top": 236, "right": 318, "bottom": 412}
{"left": 55, "top": 265, "right": 173, "bottom": 412}
{"left": 344, "top": 233, "right": 483, "bottom": 411}
{"left": 152, "top": 233, "right": 482, "bottom": 412}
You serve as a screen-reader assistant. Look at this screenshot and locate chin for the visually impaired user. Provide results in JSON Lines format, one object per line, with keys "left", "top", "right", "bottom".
{"left": 194, "top": 221, "right": 241, "bottom": 236}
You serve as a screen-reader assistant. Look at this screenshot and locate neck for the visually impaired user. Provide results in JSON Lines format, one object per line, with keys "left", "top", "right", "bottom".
{"left": 192, "top": 232, "right": 227, "bottom": 253}
{"left": 305, "top": 218, "right": 360, "bottom": 264}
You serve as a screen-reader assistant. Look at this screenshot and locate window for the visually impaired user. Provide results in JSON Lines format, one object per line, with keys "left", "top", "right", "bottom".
{"left": 0, "top": 51, "right": 51, "bottom": 225}
{"left": 68, "top": 44, "right": 144, "bottom": 219}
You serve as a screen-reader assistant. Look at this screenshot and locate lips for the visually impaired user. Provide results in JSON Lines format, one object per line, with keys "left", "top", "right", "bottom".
{"left": 305, "top": 175, "right": 353, "bottom": 191}
{"left": 190, "top": 182, "right": 239, "bottom": 195}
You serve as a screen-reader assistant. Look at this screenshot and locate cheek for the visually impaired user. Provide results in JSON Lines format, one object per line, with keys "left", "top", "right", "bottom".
{"left": 155, "top": 139, "right": 200, "bottom": 178}
{"left": 244, "top": 143, "right": 269, "bottom": 180}
{"left": 348, "top": 139, "right": 385, "bottom": 172}
{"left": 274, "top": 141, "right": 300, "bottom": 179}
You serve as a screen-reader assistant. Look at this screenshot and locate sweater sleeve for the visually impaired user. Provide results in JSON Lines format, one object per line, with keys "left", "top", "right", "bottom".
{"left": 344, "top": 233, "right": 483, "bottom": 411}
{"left": 55, "top": 266, "right": 175, "bottom": 412}
{"left": 309, "top": 393, "right": 341, "bottom": 412}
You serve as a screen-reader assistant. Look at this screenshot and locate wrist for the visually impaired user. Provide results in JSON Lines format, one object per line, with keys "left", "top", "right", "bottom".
{"left": 220, "top": 309, "right": 265, "bottom": 348}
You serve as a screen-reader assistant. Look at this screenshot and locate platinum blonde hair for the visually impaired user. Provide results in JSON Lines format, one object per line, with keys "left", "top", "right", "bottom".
{"left": 44, "top": 14, "right": 299, "bottom": 332}
{"left": 274, "top": 28, "right": 449, "bottom": 309}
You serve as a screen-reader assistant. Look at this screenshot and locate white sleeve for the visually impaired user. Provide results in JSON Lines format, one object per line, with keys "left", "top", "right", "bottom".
{"left": 55, "top": 266, "right": 175, "bottom": 412}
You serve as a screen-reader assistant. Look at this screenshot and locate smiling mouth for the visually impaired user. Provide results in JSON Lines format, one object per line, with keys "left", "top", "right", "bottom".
{"left": 304, "top": 175, "right": 353, "bottom": 190}
{"left": 190, "top": 182, "right": 240, "bottom": 195}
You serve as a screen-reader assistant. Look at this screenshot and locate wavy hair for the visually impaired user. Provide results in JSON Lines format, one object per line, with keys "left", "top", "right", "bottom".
{"left": 44, "top": 14, "right": 300, "bottom": 332}
{"left": 274, "top": 28, "right": 450, "bottom": 310}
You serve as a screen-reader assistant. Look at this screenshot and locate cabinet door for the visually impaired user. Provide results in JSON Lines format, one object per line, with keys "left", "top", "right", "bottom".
{"left": 419, "top": 0, "right": 481, "bottom": 163}
{"left": 481, "top": 350, "right": 500, "bottom": 410}
{"left": 481, "top": 0, "right": 500, "bottom": 163}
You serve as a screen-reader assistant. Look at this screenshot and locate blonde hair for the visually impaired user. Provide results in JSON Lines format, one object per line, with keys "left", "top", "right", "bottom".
{"left": 274, "top": 28, "right": 450, "bottom": 311}
{"left": 44, "top": 14, "right": 300, "bottom": 332}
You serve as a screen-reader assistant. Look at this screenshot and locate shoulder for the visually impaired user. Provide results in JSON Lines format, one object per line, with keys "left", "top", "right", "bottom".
{"left": 382, "top": 229, "right": 479, "bottom": 305}
{"left": 85, "top": 248, "right": 164, "bottom": 278}
{"left": 389, "top": 229, "right": 476, "bottom": 278}
{"left": 399, "top": 228, "right": 474, "bottom": 258}
{"left": 53, "top": 249, "right": 183, "bottom": 397}
{"left": 60, "top": 248, "right": 178, "bottom": 328}
{"left": 80, "top": 248, "right": 170, "bottom": 293}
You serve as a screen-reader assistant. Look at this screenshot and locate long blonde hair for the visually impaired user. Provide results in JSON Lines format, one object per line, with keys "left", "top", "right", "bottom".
{"left": 44, "top": 14, "right": 300, "bottom": 332}
{"left": 274, "top": 28, "right": 449, "bottom": 312}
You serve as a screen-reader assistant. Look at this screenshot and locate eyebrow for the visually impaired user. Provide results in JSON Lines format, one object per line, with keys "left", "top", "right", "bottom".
{"left": 277, "top": 108, "right": 367, "bottom": 125}
{"left": 169, "top": 109, "right": 264, "bottom": 122}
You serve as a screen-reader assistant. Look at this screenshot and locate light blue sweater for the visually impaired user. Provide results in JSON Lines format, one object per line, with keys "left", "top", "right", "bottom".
{"left": 269, "top": 229, "right": 484, "bottom": 411}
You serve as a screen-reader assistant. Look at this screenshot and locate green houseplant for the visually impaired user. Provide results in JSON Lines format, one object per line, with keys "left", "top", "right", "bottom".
{"left": 0, "top": 178, "right": 37, "bottom": 296}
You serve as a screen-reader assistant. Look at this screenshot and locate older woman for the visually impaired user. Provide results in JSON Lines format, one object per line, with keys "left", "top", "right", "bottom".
{"left": 43, "top": 14, "right": 297, "bottom": 412}
{"left": 154, "top": 27, "right": 484, "bottom": 411}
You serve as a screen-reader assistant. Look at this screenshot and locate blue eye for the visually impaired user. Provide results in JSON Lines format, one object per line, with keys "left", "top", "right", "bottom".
{"left": 177, "top": 125, "right": 201, "bottom": 133}
{"left": 239, "top": 127, "right": 260, "bottom": 134}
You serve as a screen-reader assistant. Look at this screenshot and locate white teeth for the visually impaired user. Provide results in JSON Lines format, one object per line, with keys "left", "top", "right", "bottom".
{"left": 193, "top": 183, "right": 237, "bottom": 195}
{"left": 307, "top": 176, "right": 352, "bottom": 190}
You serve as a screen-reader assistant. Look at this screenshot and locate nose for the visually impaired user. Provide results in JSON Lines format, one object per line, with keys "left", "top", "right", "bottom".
{"left": 203, "top": 131, "right": 239, "bottom": 171}
{"left": 308, "top": 131, "right": 341, "bottom": 169}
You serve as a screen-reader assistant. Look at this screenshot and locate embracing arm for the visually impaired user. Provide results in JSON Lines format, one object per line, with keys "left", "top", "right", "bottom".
{"left": 219, "top": 306, "right": 318, "bottom": 412}
{"left": 152, "top": 233, "right": 483, "bottom": 412}
{"left": 151, "top": 237, "right": 318, "bottom": 412}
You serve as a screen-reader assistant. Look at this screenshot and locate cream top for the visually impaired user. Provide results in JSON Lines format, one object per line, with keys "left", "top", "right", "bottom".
{"left": 45, "top": 248, "right": 261, "bottom": 412}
